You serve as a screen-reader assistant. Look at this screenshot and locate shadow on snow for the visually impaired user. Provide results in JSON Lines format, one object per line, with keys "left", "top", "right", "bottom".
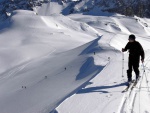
{"left": 76, "top": 57, "right": 104, "bottom": 80}
{"left": 77, "top": 82, "right": 128, "bottom": 94}
{"left": 79, "top": 36, "right": 102, "bottom": 55}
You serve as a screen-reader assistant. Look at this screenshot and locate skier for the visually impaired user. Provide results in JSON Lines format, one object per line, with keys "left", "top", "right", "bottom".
{"left": 122, "top": 34, "right": 145, "bottom": 83}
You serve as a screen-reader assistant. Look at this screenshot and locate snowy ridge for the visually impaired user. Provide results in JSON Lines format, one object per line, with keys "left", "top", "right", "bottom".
{"left": 54, "top": 14, "right": 150, "bottom": 113}
{"left": 0, "top": 36, "right": 107, "bottom": 113}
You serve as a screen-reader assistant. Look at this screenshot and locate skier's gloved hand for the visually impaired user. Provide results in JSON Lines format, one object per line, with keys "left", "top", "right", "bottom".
{"left": 141, "top": 59, "right": 144, "bottom": 63}
{"left": 122, "top": 48, "right": 125, "bottom": 52}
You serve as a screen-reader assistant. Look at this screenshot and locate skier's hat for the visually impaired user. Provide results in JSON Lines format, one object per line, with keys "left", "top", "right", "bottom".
{"left": 129, "top": 34, "right": 136, "bottom": 40}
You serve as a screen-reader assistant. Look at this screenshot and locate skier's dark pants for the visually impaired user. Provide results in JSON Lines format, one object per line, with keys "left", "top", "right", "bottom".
{"left": 127, "top": 55, "right": 140, "bottom": 80}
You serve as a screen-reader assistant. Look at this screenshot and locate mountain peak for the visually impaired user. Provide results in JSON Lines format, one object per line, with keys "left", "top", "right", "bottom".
{"left": 0, "top": 0, "right": 150, "bottom": 21}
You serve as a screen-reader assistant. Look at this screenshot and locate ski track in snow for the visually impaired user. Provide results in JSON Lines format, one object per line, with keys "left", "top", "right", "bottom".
{"left": 118, "top": 54, "right": 150, "bottom": 113}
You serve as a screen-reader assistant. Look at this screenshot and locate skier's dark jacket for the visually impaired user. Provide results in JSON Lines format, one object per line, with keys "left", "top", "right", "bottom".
{"left": 124, "top": 41, "right": 145, "bottom": 60}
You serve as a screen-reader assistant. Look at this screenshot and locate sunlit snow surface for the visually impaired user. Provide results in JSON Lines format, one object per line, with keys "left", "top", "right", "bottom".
{"left": 0, "top": 5, "right": 150, "bottom": 113}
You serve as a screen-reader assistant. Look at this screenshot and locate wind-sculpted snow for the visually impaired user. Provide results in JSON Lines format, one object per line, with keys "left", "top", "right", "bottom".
{"left": 55, "top": 13, "right": 150, "bottom": 113}
{"left": 0, "top": 36, "right": 106, "bottom": 113}
{"left": 1, "top": 8, "right": 150, "bottom": 113}
{"left": 0, "top": 10, "right": 106, "bottom": 113}
{"left": 76, "top": 57, "right": 103, "bottom": 80}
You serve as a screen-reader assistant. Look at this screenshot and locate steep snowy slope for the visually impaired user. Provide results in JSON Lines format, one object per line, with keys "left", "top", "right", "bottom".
{"left": 0, "top": 10, "right": 107, "bottom": 113}
{"left": 55, "top": 15, "right": 150, "bottom": 113}
{"left": 0, "top": 10, "right": 98, "bottom": 73}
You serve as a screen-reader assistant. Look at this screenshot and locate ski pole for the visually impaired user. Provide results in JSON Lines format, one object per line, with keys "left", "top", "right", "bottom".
{"left": 142, "top": 63, "right": 150, "bottom": 92}
{"left": 142, "top": 62, "right": 145, "bottom": 73}
{"left": 122, "top": 52, "right": 124, "bottom": 77}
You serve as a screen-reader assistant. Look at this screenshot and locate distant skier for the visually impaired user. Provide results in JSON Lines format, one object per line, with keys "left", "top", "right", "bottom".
{"left": 122, "top": 34, "right": 145, "bottom": 83}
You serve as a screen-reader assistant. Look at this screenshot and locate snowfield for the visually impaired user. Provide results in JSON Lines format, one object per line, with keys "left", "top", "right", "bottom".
{"left": 0, "top": 6, "right": 150, "bottom": 113}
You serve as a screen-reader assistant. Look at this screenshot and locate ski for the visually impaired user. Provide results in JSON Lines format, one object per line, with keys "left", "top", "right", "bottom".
{"left": 131, "top": 81, "right": 138, "bottom": 90}
{"left": 131, "top": 76, "right": 141, "bottom": 90}
{"left": 122, "top": 82, "right": 133, "bottom": 93}
{"left": 122, "top": 85, "right": 130, "bottom": 93}
{"left": 122, "top": 80, "right": 137, "bottom": 93}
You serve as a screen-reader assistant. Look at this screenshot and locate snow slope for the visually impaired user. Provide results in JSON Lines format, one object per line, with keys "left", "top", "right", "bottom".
{"left": 55, "top": 15, "right": 150, "bottom": 113}
{"left": 0, "top": 10, "right": 105, "bottom": 113}
{"left": 0, "top": 7, "right": 150, "bottom": 113}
